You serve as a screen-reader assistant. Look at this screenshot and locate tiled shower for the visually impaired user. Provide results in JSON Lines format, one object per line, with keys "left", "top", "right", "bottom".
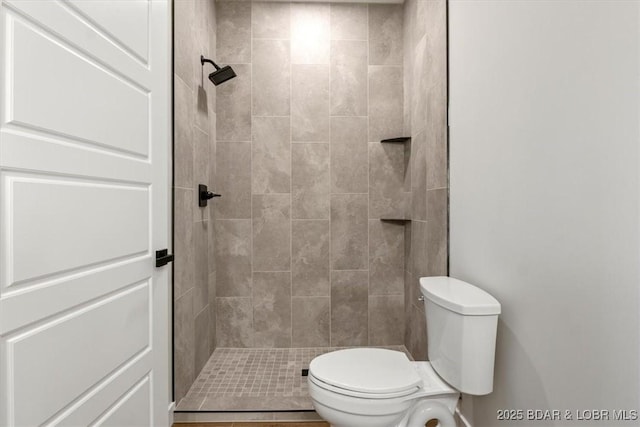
{"left": 172, "top": 0, "right": 447, "bottom": 413}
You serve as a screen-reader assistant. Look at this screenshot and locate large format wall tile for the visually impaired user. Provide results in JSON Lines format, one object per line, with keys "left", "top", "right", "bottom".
{"left": 193, "top": 220, "right": 209, "bottom": 314}
{"left": 214, "top": 142, "right": 251, "bottom": 219}
{"left": 216, "top": 297, "right": 253, "bottom": 347}
{"left": 174, "top": 77, "right": 194, "bottom": 189}
{"left": 330, "top": 40, "right": 367, "bottom": 116}
{"left": 253, "top": 195, "right": 291, "bottom": 271}
{"left": 427, "top": 188, "right": 448, "bottom": 276}
{"left": 194, "top": 306, "right": 211, "bottom": 375}
{"left": 252, "top": 116, "right": 291, "bottom": 194}
{"left": 369, "top": 220, "right": 404, "bottom": 295}
{"left": 292, "top": 65, "right": 330, "bottom": 141}
{"left": 292, "top": 297, "right": 330, "bottom": 346}
{"left": 369, "top": 142, "right": 409, "bottom": 219}
{"left": 411, "top": 130, "right": 427, "bottom": 221}
{"left": 253, "top": 272, "right": 292, "bottom": 347}
{"left": 252, "top": 1, "right": 290, "bottom": 39}
{"left": 331, "top": 194, "right": 368, "bottom": 270}
{"left": 369, "top": 66, "right": 404, "bottom": 142}
{"left": 174, "top": 188, "right": 194, "bottom": 300}
{"left": 292, "top": 220, "right": 330, "bottom": 296}
{"left": 252, "top": 39, "right": 290, "bottom": 116}
{"left": 331, "top": 271, "right": 368, "bottom": 346}
{"left": 292, "top": 143, "right": 330, "bottom": 219}
{"left": 330, "top": 117, "right": 368, "bottom": 194}
{"left": 291, "top": 3, "right": 330, "bottom": 64}
{"left": 216, "top": 64, "right": 251, "bottom": 141}
{"left": 174, "top": 0, "right": 195, "bottom": 87}
{"left": 214, "top": 220, "right": 252, "bottom": 297}
{"left": 174, "top": 289, "right": 195, "bottom": 400}
{"left": 216, "top": 1, "right": 251, "bottom": 63}
{"left": 369, "top": 4, "right": 403, "bottom": 66}
{"left": 369, "top": 295, "right": 404, "bottom": 345}
{"left": 331, "top": 3, "right": 368, "bottom": 41}
{"left": 426, "top": 85, "right": 447, "bottom": 190}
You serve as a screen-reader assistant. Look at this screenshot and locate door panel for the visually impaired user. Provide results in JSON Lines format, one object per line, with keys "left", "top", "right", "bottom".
{"left": 0, "top": 0, "right": 171, "bottom": 426}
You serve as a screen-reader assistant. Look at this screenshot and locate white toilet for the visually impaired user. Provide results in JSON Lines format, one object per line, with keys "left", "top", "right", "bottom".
{"left": 308, "top": 276, "right": 501, "bottom": 427}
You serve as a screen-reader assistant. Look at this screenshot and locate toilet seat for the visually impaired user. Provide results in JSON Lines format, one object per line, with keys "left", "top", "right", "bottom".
{"left": 309, "top": 348, "right": 422, "bottom": 398}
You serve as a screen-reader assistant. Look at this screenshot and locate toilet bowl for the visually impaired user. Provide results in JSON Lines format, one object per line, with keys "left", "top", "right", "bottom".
{"left": 308, "top": 348, "right": 458, "bottom": 427}
{"left": 308, "top": 277, "right": 502, "bottom": 427}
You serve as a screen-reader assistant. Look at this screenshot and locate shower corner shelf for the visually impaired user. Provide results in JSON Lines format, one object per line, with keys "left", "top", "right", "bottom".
{"left": 380, "top": 218, "right": 411, "bottom": 223}
{"left": 380, "top": 136, "right": 411, "bottom": 144}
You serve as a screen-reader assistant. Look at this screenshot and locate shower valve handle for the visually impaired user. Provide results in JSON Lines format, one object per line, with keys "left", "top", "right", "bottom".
{"left": 198, "top": 184, "right": 221, "bottom": 207}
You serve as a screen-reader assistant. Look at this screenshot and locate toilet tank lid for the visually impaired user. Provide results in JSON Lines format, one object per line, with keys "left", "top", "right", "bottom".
{"left": 420, "top": 277, "right": 501, "bottom": 315}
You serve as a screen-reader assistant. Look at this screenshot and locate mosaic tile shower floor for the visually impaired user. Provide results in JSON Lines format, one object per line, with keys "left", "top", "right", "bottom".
{"left": 176, "top": 346, "right": 412, "bottom": 411}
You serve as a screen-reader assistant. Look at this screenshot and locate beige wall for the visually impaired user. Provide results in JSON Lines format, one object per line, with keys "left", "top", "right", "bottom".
{"left": 449, "top": 1, "right": 639, "bottom": 425}
{"left": 212, "top": 1, "right": 407, "bottom": 348}
{"left": 402, "top": 0, "right": 448, "bottom": 360}
{"left": 173, "top": 0, "right": 218, "bottom": 403}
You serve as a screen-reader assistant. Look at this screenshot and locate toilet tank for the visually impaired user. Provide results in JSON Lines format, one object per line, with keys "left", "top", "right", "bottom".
{"left": 419, "top": 277, "right": 501, "bottom": 395}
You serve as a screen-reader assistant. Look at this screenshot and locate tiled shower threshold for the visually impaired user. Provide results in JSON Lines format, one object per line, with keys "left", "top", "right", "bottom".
{"left": 176, "top": 346, "right": 412, "bottom": 412}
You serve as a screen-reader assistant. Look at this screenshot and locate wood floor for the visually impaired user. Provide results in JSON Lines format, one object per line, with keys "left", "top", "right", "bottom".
{"left": 173, "top": 423, "right": 329, "bottom": 427}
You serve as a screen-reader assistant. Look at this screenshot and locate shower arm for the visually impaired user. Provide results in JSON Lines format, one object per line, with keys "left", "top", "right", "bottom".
{"left": 201, "top": 55, "right": 221, "bottom": 71}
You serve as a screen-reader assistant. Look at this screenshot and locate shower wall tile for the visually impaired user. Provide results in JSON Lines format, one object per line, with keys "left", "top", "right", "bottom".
{"left": 426, "top": 85, "right": 448, "bottom": 190}
{"left": 252, "top": 116, "right": 291, "bottom": 194}
{"left": 369, "top": 220, "right": 404, "bottom": 295}
{"left": 214, "top": 219, "right": 252, "bottom": 297}
{"left": 411, "top": 220, "right": 429, "bottom": 279}
{"left": 330, "top": 117, "right": 368, "bottom": 194}
{"left": 369, "top": 66, "right": 404, "bottom": 142}
{"left": 292, "top": 220, "right": 330, "bottom": 296}
{"left": 292, "top": 143, "right": 330, "bottom": 219}
{"left": 330, "top": 3, "right": 368, "bottom": 41}
{"left": 174, "top": 0, "right": 217, "bottom": 403}
{"left": 368, "top": 4, "right": 403, "bottom": 66}
{"left": 216, "top": 1, "right": 251, "bottom": 63}
{"left": 194, "top": 128, "right": 210, "bottom": 222}
{"left": 369, "top": 142, "right": 409, "bottom": 219}
{"left": 208, "top": 271, "right": 217, "bottom": 350}
{"left": 406, "top": 300, "right": 427, "bottom": 360}
{"left": 174, "top": 188, "right": 195, "bottom": 300}
{"left": 252, "top": 39, "right": 290, "bottom": 116}
{"left": 209, "top": 1, "right": 411, "bottom": 351}
{"left": 252, "top": 1, "right": 290, "bottom": 39}
{"left": 331, "top": 194, "right": 368, "bottom": 270}
{"left": 174, "top": 77, "right": 194, "bottom": 189}
{"left": 217, "top": 63, "right": 251, "bottom": 141}
{"left": 411, "top": 130, "right": 427, "bottom": 221}
{"left": 427, "top": 188, "right": 448, "bottom": 276}
{"left": 291, "top": 65, "right": 330, "bottom": 142}
{"left": 330, "top": 40, "right": 368, "bottom": 116}
{"left": 253, "top": 194, "right": 291, "bottom": 272}
{"left": 174, "top": 0, "right": 195, "bottom": 87}
{"left": 292, "top": 297, "right": 330, "bottom": 347}
{"left": 291, "top": 3, "right": 330, "bottom": 64}
{"left": 193, "top": 220, "right": 209, "bottom": 314}
{"left": 331, "top": 270, "right": 368, "bottom": 346}
{"left": 214, "top": 141, "right": 251, "bottom": 219}
{"left": 411, "top": 36, "right": 427, "bottom": 134}
{"left": 253, "top": 272, "right": 292, "bottom": 347}
{"left": 216, "top": 297, "right": 253, "bottom": 347}
{"left": 174, "top": 289, "right": 195, "bottom": 400}
{"left": 194, "top": 306, "right": 211, "bottom": 375}
{"left": 369, "top": 295, "right": 404, "bottom": 345}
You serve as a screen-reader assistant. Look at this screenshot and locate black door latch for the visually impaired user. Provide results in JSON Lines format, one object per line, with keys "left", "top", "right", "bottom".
{"left": 155, "top": 249, "right": 174, "bottom": 267}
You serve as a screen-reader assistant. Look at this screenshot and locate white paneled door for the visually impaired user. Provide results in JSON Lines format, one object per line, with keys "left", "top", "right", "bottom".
{"left": 0, "top": 1, "right": 171, "bottom": 426}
